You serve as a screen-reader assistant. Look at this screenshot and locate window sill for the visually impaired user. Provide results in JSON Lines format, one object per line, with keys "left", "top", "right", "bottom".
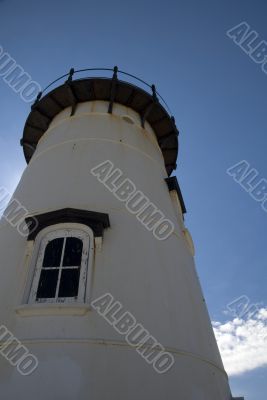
{"left": 16, "top": 303, "right": 91, "bottom": 317}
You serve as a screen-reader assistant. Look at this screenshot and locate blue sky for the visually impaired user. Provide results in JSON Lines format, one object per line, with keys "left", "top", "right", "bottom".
{"left": 0, "top": 0, "right": 267, "bottom": 398}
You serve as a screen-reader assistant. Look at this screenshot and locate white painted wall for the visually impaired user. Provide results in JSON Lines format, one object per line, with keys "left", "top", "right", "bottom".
{"left": 0, "top": 101, "right": 232, "bottom": 399}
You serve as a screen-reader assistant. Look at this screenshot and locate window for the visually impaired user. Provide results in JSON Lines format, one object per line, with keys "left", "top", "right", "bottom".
{"left": 23, "top": 208, "right": 109, "bottom": 310}
{"left": 29, "top": 228, "right": 91, "bottom": 304}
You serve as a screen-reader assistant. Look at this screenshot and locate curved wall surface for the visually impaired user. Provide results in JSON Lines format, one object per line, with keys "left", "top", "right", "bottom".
{"left": 0, "top": 101, "right": 232, "bottom": 400}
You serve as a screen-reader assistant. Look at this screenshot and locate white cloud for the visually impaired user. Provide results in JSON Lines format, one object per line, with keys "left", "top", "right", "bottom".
{"left": 213, "top": 307, "right": 267, "bottom": 376}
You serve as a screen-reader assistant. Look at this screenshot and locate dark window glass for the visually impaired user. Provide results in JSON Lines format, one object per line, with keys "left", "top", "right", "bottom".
{"left": 37, "top": 269, "right": 59, "bottom": 299}
{"left": 43, "top": 238, "right": 64, "bottom": 268}
{"left": 36, "top": 235, "right": 85, "bottom": 300}
{"left": 58, "top": 269, "right": 80, "bottom": 298}
{"left": 63, "top": 237, "right": 83, "bottom": 267}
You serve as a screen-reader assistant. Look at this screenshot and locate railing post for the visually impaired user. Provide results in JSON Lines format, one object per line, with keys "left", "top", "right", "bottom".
{"left": 31, "top": 91, "right": 42, "bottom": 110}
{"left": 65, "top": 68, "right": 75, "bottom": 83}
{"left": 108, "top": 66, "right": 118, "bottom": 114}
{"left": 151, "top": 84, "right": 159, "bottom": 103}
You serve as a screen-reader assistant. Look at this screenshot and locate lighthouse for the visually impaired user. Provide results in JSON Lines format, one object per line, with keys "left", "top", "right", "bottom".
{"left": 0, "top": 67, "right": 235, "bottom": 399}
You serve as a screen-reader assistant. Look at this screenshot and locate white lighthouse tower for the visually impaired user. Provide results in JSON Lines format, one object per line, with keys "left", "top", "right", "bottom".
{"left": 0, "top": 67, "right": 238, "bottom": 399}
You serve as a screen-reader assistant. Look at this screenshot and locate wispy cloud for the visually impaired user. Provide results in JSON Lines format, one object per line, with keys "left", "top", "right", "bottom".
{"left": 213, "top": 307, "right": 267, "bottom": 376}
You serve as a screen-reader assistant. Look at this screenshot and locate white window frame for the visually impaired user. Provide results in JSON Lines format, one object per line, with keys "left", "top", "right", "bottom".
{"left": 27, "top": 223, "right": 94, "bottom": 305}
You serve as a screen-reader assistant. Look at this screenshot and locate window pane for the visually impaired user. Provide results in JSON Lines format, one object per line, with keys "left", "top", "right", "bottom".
{"left": 58, "top": 269, "right": 80, "bottom": 298}
{"left": 36, "top": 269, "right": 59, "bottom": 299}
{"left": 63, "top": 237, "right": 83, "bottom": 267}
{"left": 43, "top": 238, "right": 64, "bottom": 268}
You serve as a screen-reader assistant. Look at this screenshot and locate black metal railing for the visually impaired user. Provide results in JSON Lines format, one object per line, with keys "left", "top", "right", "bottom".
{"left": 33, "top": 66, "right": 174, "bottom": 117}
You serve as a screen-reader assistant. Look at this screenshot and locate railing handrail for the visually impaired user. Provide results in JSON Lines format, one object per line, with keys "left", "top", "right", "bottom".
{"left": 36, "top": 67, "right": 173, "bottom": 116}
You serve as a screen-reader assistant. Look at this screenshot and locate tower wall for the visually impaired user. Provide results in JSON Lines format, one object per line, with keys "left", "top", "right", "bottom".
{"left": 0, "top": 101, "right": 232, "bottom": 399}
